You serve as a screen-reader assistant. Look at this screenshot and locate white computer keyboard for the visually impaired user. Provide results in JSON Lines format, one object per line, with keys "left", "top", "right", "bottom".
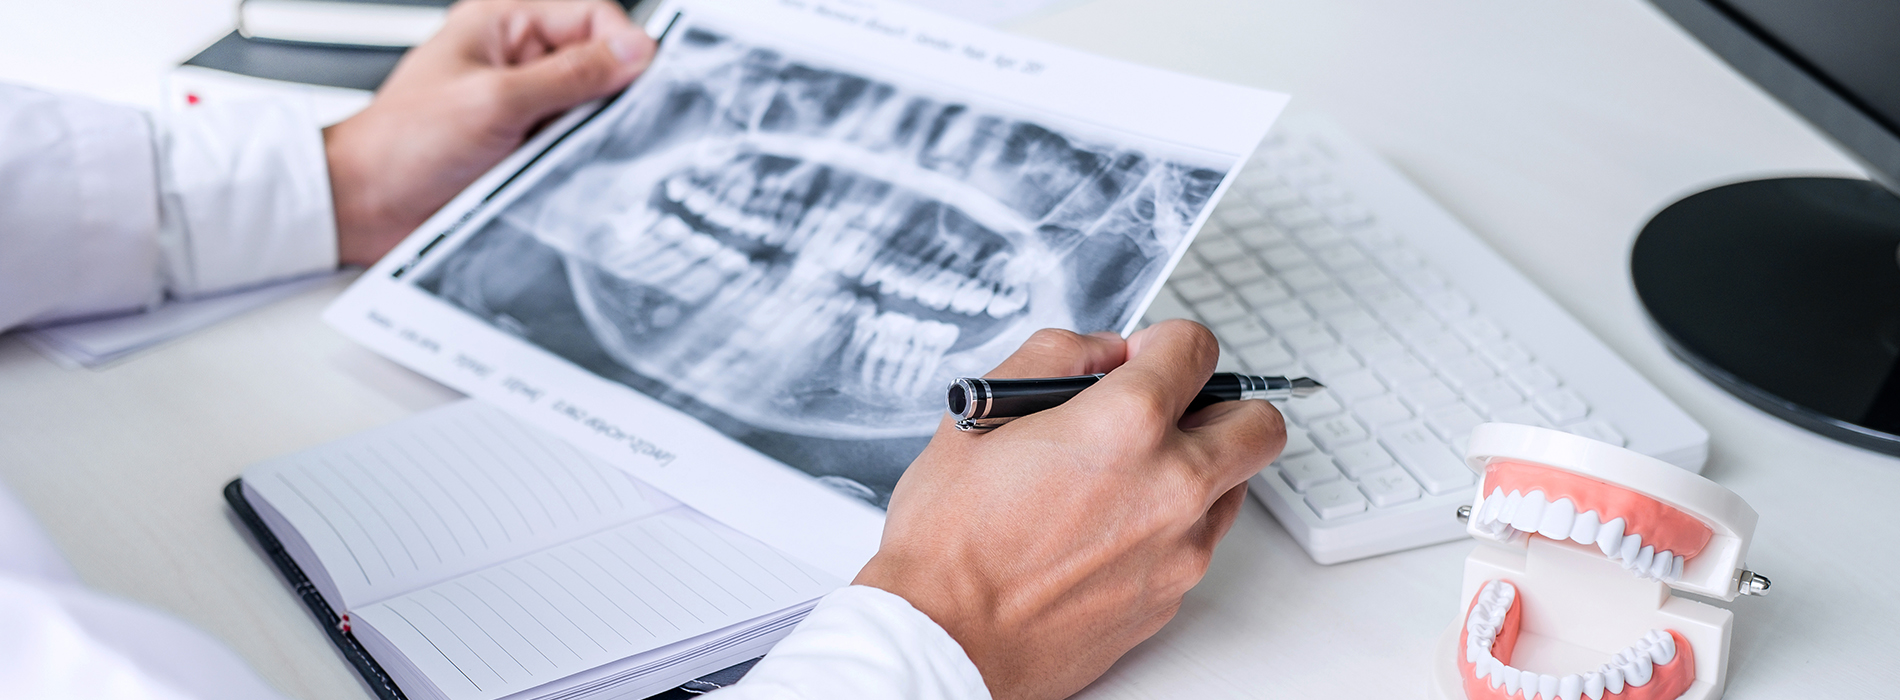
{"left": 1141, "top": 113, "right": 1709, "bottom": 565}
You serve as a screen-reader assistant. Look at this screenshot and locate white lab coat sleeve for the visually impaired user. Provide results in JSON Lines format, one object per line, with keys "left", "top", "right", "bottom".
{"left": 0, "top": 84, "right": 337, "bottom": 331}
{"left": 712, "top": 585, "right": 993, "bottom": 700}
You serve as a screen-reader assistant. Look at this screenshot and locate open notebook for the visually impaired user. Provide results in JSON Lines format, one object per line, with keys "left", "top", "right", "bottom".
{"left": 228, "top": 401, "right": 839, "bottom": 700}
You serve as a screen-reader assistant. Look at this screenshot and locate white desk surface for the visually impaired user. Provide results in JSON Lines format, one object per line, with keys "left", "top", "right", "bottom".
{"left": 2, "top": 0, "right": 1896, "bottom": 697}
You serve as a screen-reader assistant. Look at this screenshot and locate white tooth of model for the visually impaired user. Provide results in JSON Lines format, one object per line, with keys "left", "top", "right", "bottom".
{"left": 1500, "top": 491, "right": 1523, "bottom": 525}
{"left": 1568, "top": 510, "right": 1600, "bottom": 544}
{"left": 1558, "top": 673, "right": 1582, "bottom": 700}
{"left": 1581, "top": 672, "right": 1605, "bottom": 700}
{"left": 1596, "top": 518, "right": 1625, "bottom": 557}
{"left": 1619, "top": 533, "right": 1642, "bottom": 564}
{"left": 1511, "top": 492, "right": 1547, "bottom": 532}
{"left": 1601, "top": 666, "right": 1624, "bottom": 694}
{"left": 1648, "top": 551, "right": 1673, "bottom": 580}
{"left": 1631, "top": 545, "right": 1656, "bottom": 573}
{"left": 1537, "top": 498, "right": 1576, "bottom": 540}
{"left": 1537, "top": 673, "right": 1559, "bottom": 700}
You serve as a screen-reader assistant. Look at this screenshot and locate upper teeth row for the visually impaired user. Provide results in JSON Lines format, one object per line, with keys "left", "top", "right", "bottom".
{"left": 1472, "top": 488, "right": 1685, "bottom": 583}
{"left": 667, "top": 175, "right": 1031, "bottom": 318}
{"left": 1465, "top": 581, "right": 1679, "bottom": 700}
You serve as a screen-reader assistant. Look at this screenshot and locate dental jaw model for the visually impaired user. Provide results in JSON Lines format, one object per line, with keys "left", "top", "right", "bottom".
{"left": 1431, "top": 424, "right": 1767, "bottom": 700}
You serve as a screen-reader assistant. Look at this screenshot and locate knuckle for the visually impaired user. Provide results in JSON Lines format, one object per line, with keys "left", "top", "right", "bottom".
{"left": 1023, "top": 328, "right": 1086, "bottom": 358}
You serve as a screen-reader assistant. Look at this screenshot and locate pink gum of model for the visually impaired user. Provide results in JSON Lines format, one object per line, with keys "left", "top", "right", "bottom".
{"left": 1485, "top": 461, "right": 1714, "bottom": 560}
{"left": 1457, "top": 582, "right": 1697, "bottom": 700}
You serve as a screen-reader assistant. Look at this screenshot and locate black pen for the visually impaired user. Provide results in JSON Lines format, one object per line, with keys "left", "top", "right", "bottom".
{"left": 948, "top": 373, "right": 1324, "bottom": 432}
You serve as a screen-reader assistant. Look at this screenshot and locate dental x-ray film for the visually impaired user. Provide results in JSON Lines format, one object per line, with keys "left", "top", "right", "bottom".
{"left": 325, "top": 0, "right": 1288, "bottom": 579}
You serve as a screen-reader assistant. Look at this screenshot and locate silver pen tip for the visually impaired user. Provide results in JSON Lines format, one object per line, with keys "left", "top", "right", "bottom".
{"left": 1289, "top": 377, "right": 1324, "bottom": 398}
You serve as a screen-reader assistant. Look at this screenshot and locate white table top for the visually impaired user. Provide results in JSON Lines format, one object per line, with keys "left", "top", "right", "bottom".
{"left": 3, "top": 0, "right": 1896, "bottom": 697}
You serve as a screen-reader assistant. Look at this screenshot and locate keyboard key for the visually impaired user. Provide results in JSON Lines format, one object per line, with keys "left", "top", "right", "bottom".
{"left": 1307, "top": 414, "right": 1371, "bottom": 451}
{"left": 1565, "top": 419, "right": 1626, "bottom": 447}
{"left": 1282, "top": 425, "right": 1317, "bottom": 457}
{"left": 1413, "top": 335, "right": 1472, "bottom": 365}
{"left": 1534, "top": 389, "right": 1590, "bottom": 424}
{"left": 1304, "top": 481, "right": 1369, "bottom": 519}
{"left": 1272, "top": 206, "right": 1327, "bottom": 229}
{"left": 1373, "top": 354, "right": 1434, "bottom": 385}
{"left": 1339, "top": 264, "right": 1395, "bottom": 289}
{"left": 1332, "top": 440, "right": 1398, "bottom": 477}
{"left": 1215, "top": 204, "right": 1266, "bottom": 228}
{"left": 1286, "top": 391, "right": 1345, "bottom": 424}
{"left": 1144, "top": 288, "right": 1196, "bottom": 324}
{"left": 1353, "top": 279, "right": 1409, "bottom": 306}
{"left": 1380, "top": 422, "right": 1475, "bottom": 494}
{"left": 1437, "top": 356, "right": 1498, "bottom": 389}
{"left": 1352, "top": 395, "right": 1413, "bottom": 427}
{"left": 1316, "top": 244, "right": 1371, "bottom": 270}
{"left": 1464, "top": 379, "right": 1526, "bottom": 417}
{"left": 1172, "top": 274, "right": 1227, "bottom": 301}
{"left": 1281, "top": 324, "right": 1338, "bottom": 352}
{"left": 1216, "top": 344, "right": 1247, "bottom": 373}
{"left": 1258, "top": 301, "right": 1318, "bottom": 331}
{"left": 1304, "top": 347, "right": 1363, "bottom": 379}
{"left": 1250, "top": 186, "right": 1305, "bottom": 210}
{"left": 1215, "top": 258, "right": 1272, "bottom": 286}
{"left": 1235, "top": 225, "right": 1291, "bottom": 249}
{"left": 1192, "top": 294, "right": 1251, "bottom": 324}
{"left": 1421, "top": 290, "right": 1474, "bottom": 318}
{"left": 1235, "top": 340, "right": 1294, "bottom": 370}
{"left": 1454, "top": 317, "right": 1506, "bottom": 344}
{"left": 1489, "top": 404, "right": 1551, "bottom": 428}
{"left": 1301, "top": 286, "right": 1358, "bottom": 313}
{"left": 1326, "top": 371, "right": 1386, "bottom": 402}
{"left": 1279, "top": 453, "right": 1344, "bottom": 492}
{"left": 1326, "top": 310, "right": 1384, "bottom": 338}
{"left": 1478, "top": 339, "right": 1534, "bottom": 369}
{"left": 1397, "top": 267, "right": 1448, "bottom": 293}
{"left": 1281, "top": 267, "right": 1334, "bottom": 292}
{"left": 1215, "top": 316, "right": 1274, "bottom": 347}
{"left": 1235, "top": 278, "right": 1292, "bottom": 307}
{"left": 1197, "top": 236, "right": 1247, "bottom": 262}
{"left": 1425, "top": 403, "right": 1485, "bottom": 442}
{"left": 1325, "top": 202, "right": 1373, "bottom": 227}
{"left": 1397, "top": 377, "right": 1459, "bottom": 412}
{"left": 1374, "top": 245, "right": 1427, "bottom": 270}
{"left": 1359, "top": 469, "right": 1423, "bottom": 507}
{"left": 1508, "top": 363, "right": 1562, "bottom": 393}
{"left": 1304, "top": 183, "right": 1351, "bottom": 206}
{"left": 1170, "top": 254, "right": 1207, "bottom": 279}
{"left": 1260, "top": 245, "right": 1313, "bottom": 271}
{"left": 1388, "top": 314, "right": 1445, "bottom": 342}
{"left": 1292, "top": 224, "right": 1348, "bottom": 249}
{"left": 1346, "top": 329, "right": 1408, "bottom": 359}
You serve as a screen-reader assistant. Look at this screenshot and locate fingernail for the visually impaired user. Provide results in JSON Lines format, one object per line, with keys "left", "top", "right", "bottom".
{"left": 609, "top": 35, "right": 649, "bottom": 65}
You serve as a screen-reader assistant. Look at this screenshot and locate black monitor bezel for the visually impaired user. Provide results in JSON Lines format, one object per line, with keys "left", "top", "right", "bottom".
{"left": 1650, "top": 0, "right": 1900, "bottom": 193}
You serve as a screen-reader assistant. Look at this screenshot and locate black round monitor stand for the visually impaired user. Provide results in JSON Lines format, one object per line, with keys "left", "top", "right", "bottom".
{"left": 1632, "top": 177, "right": 1900, "bottom": 456}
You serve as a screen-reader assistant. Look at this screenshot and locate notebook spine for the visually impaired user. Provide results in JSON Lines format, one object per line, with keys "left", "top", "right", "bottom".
{"left": 223, "top": 479, "right": 410, "bottom": 700}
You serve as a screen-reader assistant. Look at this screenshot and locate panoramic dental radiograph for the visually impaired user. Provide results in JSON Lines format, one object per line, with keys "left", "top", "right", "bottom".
{"left": 1433, "top": 424, "right": 1766, "bottom": 700}
{"left": 417, "top": 26, "right": 1231, "bottom": 506}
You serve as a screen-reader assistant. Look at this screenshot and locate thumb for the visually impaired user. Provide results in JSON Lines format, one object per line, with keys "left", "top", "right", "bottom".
{"left": 983, "top": 329, "right": 1128, "bottom": 380}
{"left": 496, "top": 28, "right": 654, "bottom": 126}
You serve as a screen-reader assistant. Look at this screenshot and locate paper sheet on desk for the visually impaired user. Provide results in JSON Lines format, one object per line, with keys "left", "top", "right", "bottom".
{"left": 321, "top": 0, "right": 1288, "bottom": 580}
{"left": 24, "top": 273, "right": 346, "bottom": 369}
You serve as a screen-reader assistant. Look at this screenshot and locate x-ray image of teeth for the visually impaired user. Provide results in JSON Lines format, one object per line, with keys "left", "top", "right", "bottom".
{"left": 415, "top": 23, "right": 1233, "bottom": 507}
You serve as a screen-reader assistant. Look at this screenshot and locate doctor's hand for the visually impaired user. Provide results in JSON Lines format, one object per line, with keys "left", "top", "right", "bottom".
{"left": 854, "top": 320, "right": 1287, "bottom": 700}
{"left": 323, "top": 0, "right": 655, "bottom": 266}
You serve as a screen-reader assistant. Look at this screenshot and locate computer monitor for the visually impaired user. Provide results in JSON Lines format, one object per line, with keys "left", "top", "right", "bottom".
{"left": 1638, "top": 0, "right": 1900, "bottom": 456}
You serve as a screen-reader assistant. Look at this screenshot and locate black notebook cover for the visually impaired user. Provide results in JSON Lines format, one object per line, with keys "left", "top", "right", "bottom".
{"left": 224, "top": 478, "right": 747, "bottom": 700}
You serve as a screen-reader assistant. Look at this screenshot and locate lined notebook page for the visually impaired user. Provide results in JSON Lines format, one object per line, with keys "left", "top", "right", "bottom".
{"left": 352, "top": 507, "right": 836, "bottom": 700}
{"left": 245, "top": 401, "right": 680, "bottom": 607}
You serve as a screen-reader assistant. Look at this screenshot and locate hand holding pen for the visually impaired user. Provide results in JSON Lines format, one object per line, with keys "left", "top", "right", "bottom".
{"left": 858, "top": 321, "right": 1289, "bottom": 699}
